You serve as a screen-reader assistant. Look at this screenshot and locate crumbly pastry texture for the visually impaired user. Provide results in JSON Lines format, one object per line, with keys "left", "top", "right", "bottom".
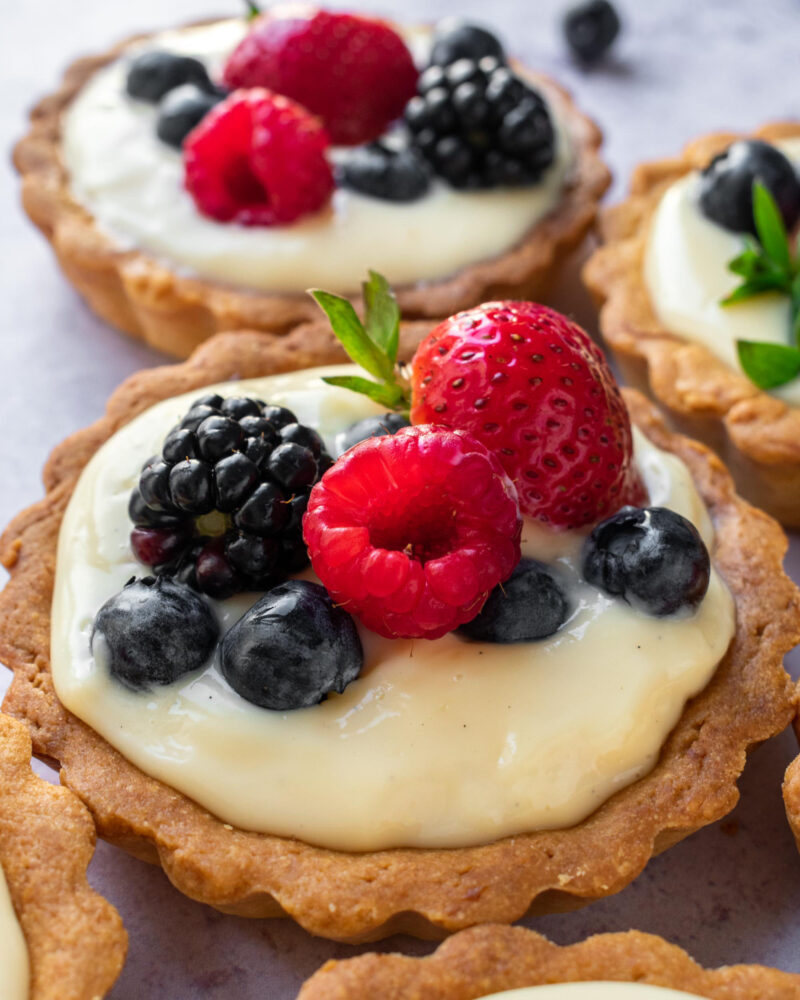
{"left": 0, "top": 713, "right": 127, "bottom": 1000}
{"left": 13, "top": 22, "right": 610, "bottom": 360}
{"left": 0, "top": 330, "right": 797, "bottom": 943}
{"left": 296, "top": 924, "right": 800, "bottom": 999}
{"left": 583, "top": 121, "right": 800, "bottom": 527}
{"left": 782, "top": 696, "right": 800, "bottom": 854}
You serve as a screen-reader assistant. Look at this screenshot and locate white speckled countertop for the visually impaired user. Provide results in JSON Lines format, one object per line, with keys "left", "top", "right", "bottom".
{"left": 1, "top": 1, "right": 799, "bottom": 997}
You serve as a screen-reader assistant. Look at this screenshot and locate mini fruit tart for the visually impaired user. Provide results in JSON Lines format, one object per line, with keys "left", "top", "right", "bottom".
{"left": 14, "top": 6, "right": 609, "bottom": 358}
{"left": 583, "top": 121, "right": 800, "bottom": 526}
{"left": 1, "top": 286, "right": 798, "bottom": 942}
{"left": 0, "top": 713, "right": 126, "bottom": 1000}
{"left": 297, "top": 924, "right": 800, "bottom": 998}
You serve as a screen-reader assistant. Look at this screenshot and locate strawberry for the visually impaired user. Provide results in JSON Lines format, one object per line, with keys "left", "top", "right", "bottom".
{"left": 222, "top": 9, "right": 419, "bottom": 146}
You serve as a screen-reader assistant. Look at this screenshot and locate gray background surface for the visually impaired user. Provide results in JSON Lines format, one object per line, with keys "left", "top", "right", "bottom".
{"left": 2, "top": 1, "right": 800, "bottom": 996}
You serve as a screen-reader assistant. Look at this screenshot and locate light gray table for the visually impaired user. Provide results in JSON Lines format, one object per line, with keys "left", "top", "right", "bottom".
{"left": 2, "top": 1, "right": 799, "bottom": 997}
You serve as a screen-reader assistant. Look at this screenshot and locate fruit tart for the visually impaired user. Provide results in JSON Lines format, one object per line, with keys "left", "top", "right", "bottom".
{"left": 14, "top": 6, "right": 609, "bottom": 359}
{"left": 0, "top": 712, "right": 126, "bottom": 1000}
{"left": 583, "top": 121, "right": 800, "bottom": 526}
{"left": 297, "top": 924, "right": 800, "bottom": 999}
{"left": 0, "top": 284, "right": 797, "bottom": 942}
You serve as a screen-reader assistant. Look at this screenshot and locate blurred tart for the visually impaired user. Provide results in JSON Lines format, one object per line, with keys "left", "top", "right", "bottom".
{"left": 0, "top": 713, "right": 126, "bottom": 1000}
{"left": 584, "top": 121, "right": 800, "bottom": 526}
{"left": 13, "top": 9, "right": 609, "bottom": 358}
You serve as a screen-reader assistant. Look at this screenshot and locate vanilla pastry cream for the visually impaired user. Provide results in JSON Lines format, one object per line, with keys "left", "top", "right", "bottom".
{"left": 477, "top": 985, "right": 701, "bottom": 1000}
{"left": 0, "top": 864, "right": 29, "bottom": 1000}
{"left": 644, "top": 138, "right": 800, "bottom": 406}
{"left": 61, "top": 19, "right": 574, "bottom": 294}
{"left": 50, "top": 366, "right": 735, "bottom": 852}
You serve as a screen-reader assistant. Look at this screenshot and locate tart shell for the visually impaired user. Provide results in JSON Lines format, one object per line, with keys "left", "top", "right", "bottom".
{"left": 0, "top": 712, "right": 127, "bottom": 1000}
{"left": 297, "top": 924, "right": 800, "bottom": 998}
{"left": 13, "top": 21, "right": 610, "bottom": 360}
{"left": 0, "top": 331, "right": 798, "bottom": 943}
{"left": 782, "top": 701, "right": 800, "bottom": 854}
{"left": 582, "top": 121, "right": 800, "bottom": 527}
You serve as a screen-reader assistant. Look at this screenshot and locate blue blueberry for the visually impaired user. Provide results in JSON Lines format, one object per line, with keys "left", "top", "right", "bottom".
{"left": 126, "top": 50, "right": 215, "bottom": 103}
{"left": 458, "top": 559, "right": 569, "bottom": 643}
{"left": 156, "top": 83, "right": 222, "bottom": 148}
{"left": 335, "top": 412, "right": 410, "bottom": 456}
{"left": 91, "top": 577, "right": 218, "bottom": 690}
{"left": 582, "top": 506, "right": 710, "bottom": 617}
{"left": 563, "top": 1, "right": 621, "bottom": 63}
{"left": 220, "top": 581, "right": 363, "bottom": 710}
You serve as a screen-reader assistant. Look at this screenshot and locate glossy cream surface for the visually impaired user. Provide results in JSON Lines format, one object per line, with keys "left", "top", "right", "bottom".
{"left": 477, "top": 985, "right": 701, "bottom": 1000}
{"left": 644, "top": 137, "right": 800, "bottom": 405}
{"left": 51, "top": 366, "right": 735, "bottom": 852}
{"left": 0, "top": 864, "right": 29, "bottom": 1000}
{"left": 61, "top": 19, "right": 573, "bottom": 294}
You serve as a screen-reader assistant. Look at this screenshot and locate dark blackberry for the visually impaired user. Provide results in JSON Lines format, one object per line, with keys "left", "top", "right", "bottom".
{"left": 563, "top": 1, "right": 621, "bottom": 64}
{"left": 405, "top": 57, "right": 555, "bottom": 189}
{"left": 129, "top": 394, "right": 333, "bottom": 599}
{"left": 156, "top": 83, "right": 223, "bottom": 148}
{"left": 126, "top": 50, "right": 216, "bottom": 104}
{"left": 429, "top": 19, "right": 506, "bottom": 67}
{"left": 337, "top": 142, "right": 431, "bottom": 203}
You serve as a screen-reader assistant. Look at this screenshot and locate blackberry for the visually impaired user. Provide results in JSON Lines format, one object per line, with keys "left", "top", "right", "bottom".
{"left": 126, "top": 50, "right": 216, "bottom": 104}
{"left": 129, "top": 394, "right": 333, "bottom": 599}
{"left": 156, "top": 83, "right": 224, "bottom": 148}
{"left": 563, "top": 1, "right": 621, "bottom": 64}
{"left": 337, "top": 141, "right": 431, "bottom": 203}
{"left": 405, "top": 58, "right": 555, "bottom": 189}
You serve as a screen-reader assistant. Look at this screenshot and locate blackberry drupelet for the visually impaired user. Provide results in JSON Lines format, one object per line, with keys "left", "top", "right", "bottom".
{"left": 405, "top": 58, "right": 555, "bottom": 189}
{"left": 129, "top": 395, "right": 333, "bottom": 599}
{"left": 428, "top": 19, "right": 506, "bottom": 68}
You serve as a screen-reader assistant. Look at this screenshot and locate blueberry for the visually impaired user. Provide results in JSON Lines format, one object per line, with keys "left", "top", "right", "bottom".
{"left": 582, "top": 506, "right": 711, "bottom": 617}
{"left": 430, "top": 19, "right": 506, "bottom": 67}
{"left": 169, "top": 459, "right": 214, "bottom": 514}
{"left": 698, "top": 139, "right": 800, "bottom": 235}
{"left": 156, "top": 83, "right": 222, "bottom": 148}
{"left": 126, "top": 50, "right": 215, "bottom": 103}
{"left": 335, "top": 412, "right": 411, "bottom": 455}
{"left": 220, "top": 581, "right": 363, "bottom": 710}
{"left": 337, "top": 144, "right": 431, "bottom": 203}
{"left": 563, "top": 1, "right": 621, "bottom": 63}
{"left": 91, "top": 577, "right": 218, "bottom": 690}
{"left": 457, "top": 559, "right": 569, "bottom": 643}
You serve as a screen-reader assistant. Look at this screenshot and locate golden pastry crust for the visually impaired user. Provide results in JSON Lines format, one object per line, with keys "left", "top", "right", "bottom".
{"left": 1, "top": 330, "right": 797, "bottom": 943}
{"left": 13, "top": 19, "right": 610, "bottom": 360}
{"left": 297, "top": 924, "right": 800, "bottom": 999}
{"left": 782, "top": 694, "right": 800, "bottom": 853}
{"left": 0, "top": 713, "right": 126, "bottom": 1000}
{"left": 583, "top": 121, "right": 800, "bottom": 527}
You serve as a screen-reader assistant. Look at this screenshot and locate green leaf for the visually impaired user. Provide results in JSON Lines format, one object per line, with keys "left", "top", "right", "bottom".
{"left": 752, "top": 181, "right": 792, "bottom": 272}
{"left": 322, "top": 375, "right": 409, "bottom": 411}
{"left": 309, "top": 290, "right": 393, "bottom": 381}
{"left": 722, "top": 275, "right": 789, "bottom": 305}
{"left": 363, "top": 270, "right": 400, "bottom": 363}
{"left": 728, "top": 248, "right": 761, "bottom": 278}
{"left": 736, "top": 340, "right": 800, "bottom": 389}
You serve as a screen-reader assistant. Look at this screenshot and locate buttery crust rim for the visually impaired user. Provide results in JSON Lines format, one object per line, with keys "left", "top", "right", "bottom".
{"left": 0, "top": 330, "right": 797, "bottom": 944}
{"left": 13, "top": 20, "right": 610, "bottom": 360}
{"left": 0, "top": 712, "right": 127, "bottom": 1000}
{"left": 582, "top": 121, "right": 800, "bottom": 527}
{"left": 296, "top": 924, "right": 800, "bottom": 999}
{"left": 782, "top": 699, "right": 800, "bottom": 854}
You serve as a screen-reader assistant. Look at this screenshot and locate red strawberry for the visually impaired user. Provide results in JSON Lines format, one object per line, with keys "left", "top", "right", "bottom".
{"left": 410, "top": 302, "right": 646, "bottom": 528}
{"left": 222, "top": 10, "right": 419, "bottom": 146}
{"left": 184, "top": 88, "right": 333, "bottom": 225}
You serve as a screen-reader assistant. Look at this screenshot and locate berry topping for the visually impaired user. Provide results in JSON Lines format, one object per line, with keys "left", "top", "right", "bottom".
{"left": 457, "top": 559, "right": 569, "bottom": 643}
{"left": 337, "top": 142, "right": 431, "bottom": 203}
{"left": 156, "top": 83, "right": 224, "bottom": 148}
{"left": 220, "top": 580, "right": 363, "bottom": 710}
{"left": 429, "top": 19, "right": 506, "bottom": 67}
{"left": 335, "top": 412, "right": 411, "bottom": 456}
{"left": 405, "top": 58, "right": 555, "bottom": 189}
{"left": 126, "top": 50, "right": 215, "bottom": 103}
{"left": 410, "top": 302, "right": 647, "bottom": 527}
{"left": 699, "top": 139, "right": 800, "bottom": 236}
{"left": 184, "top": 89, "right": 334, "bottom": 225}
{"left": 130, "top": 394, "right": 332, "bottom": 598}
{"left": 91, "top": 577, "right": 218, "bottom": 690}
{"left": 563, "top": 1, "right": 621, "bottom": 64}
{"left": 303, "top": 425, "right": 522, "bottom": 640}
{"left": 582, "top": 506, "right": 711, "bottom": 617}
{"left": 221, "top": 10, "right": 418, "bottom": 146}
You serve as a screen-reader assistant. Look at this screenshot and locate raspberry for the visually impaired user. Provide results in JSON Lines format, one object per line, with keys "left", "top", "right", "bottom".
{"left": 303, "top": 425, "right": 521, "bottom": 640}
{"left": 222, "top": 10, "right": 419, "bottom": 146}
{"left": 410, "top": 302, "right": 646, "bottom": 528}
{"left": 183, "top": 88, "right": 333, "bottom": 225}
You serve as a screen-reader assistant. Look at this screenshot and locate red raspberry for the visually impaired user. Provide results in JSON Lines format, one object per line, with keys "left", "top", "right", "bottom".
{"left": 183, "top": 88, "right": 333, "bottom": 225}
{"left": 222, "top": 10, "right": 419, "bottom": 146}
{"left": 410, "top": 302, "right": 647, "bottom": 529}
{"left": 303, "top": 426, "right": 521, "bottom": 640}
